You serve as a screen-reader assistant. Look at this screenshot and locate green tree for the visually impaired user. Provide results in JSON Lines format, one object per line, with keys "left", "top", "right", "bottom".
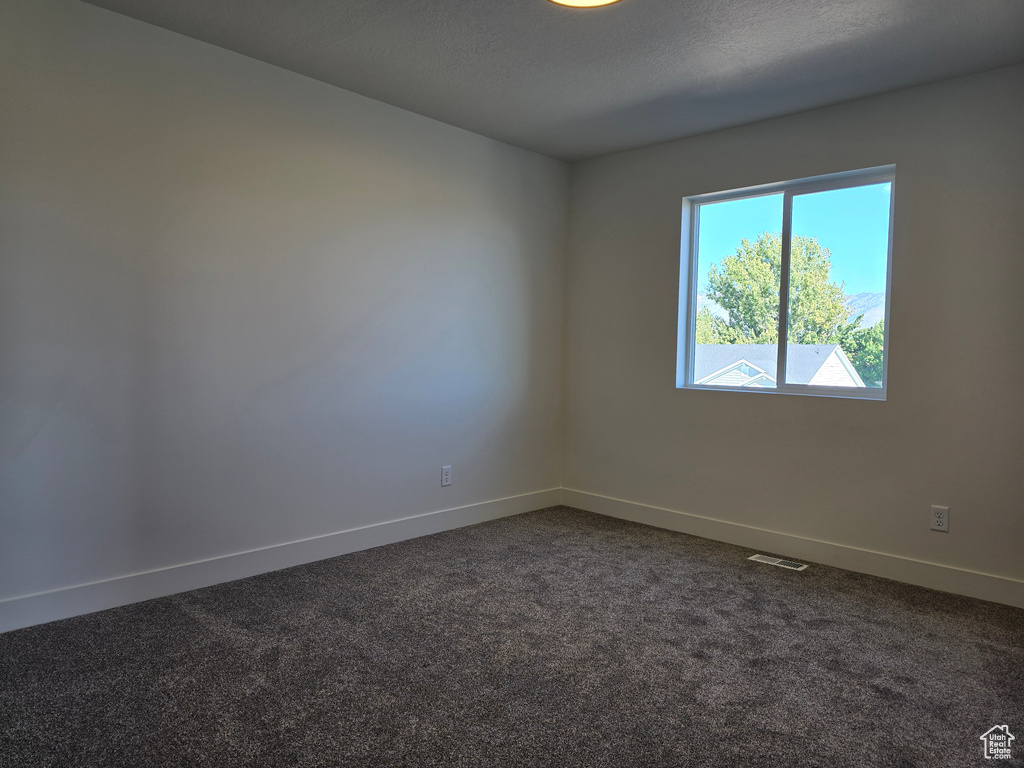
{"left": 836, "top": 319, "right": 885, "bottom": 387}
{"left": 703, "top": 232, "right": 850, "bottom": 344}
{"left": 701, "top": 231, "right": 884, "bottom": 385}
{"left": 695, "top": 306, "right": 718, "bottom": 344}
{"left": 702, "top": 233, "right": 782, "bottom": 344}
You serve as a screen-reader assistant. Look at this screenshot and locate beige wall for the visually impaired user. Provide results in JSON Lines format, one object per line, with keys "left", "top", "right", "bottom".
{"left": 564, "top": 65, "right": 1024, "bottom": 584}
{"left": 2, "top": 0, "right": 1021, "bottom": 625}
{"left": 0, "top": 0, "right": 567, "bottom": 605}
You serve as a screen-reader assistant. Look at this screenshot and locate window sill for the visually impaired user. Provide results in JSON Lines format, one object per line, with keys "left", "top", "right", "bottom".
{"left": 680, "top": 383, "right": 886, "bottom": 401}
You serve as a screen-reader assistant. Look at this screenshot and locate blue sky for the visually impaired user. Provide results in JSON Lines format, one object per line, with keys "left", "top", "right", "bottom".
{"left": 696, "top": 183, "right": 891, "bottom": 296}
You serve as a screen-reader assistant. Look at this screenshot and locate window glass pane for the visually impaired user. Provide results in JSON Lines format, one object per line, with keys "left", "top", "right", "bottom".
{"left": 785, "top": 183, "right": 891, "bottom": 388}
{"left": 693, "top": 194, "right": 783, "bottom": 389}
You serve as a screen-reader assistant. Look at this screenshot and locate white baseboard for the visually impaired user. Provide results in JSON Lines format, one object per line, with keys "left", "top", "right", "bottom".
{"left": 0, "top": 489, "right": 561, "bottom": 634}
{"left": 5, "top": 486, "right": 1020, "bottom": 634}
{"left": 561, "top": 488, "right": 1024, "bottom": 610}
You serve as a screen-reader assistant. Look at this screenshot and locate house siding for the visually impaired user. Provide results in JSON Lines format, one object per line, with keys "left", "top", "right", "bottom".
{"left": 704, "top": 369, "right": 752, "bottom": 387}
{"left": 808, "top": 351, "right": 858, "bottom": 387}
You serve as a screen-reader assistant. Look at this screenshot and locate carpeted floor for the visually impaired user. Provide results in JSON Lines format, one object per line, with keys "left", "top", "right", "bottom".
{"left": 1, "top": 506, "right": 1022, "bottom": 767}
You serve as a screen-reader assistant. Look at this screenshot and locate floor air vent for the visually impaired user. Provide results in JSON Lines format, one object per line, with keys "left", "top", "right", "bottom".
{"left": 748, "top": 554, "right": 808, "bottom": 571}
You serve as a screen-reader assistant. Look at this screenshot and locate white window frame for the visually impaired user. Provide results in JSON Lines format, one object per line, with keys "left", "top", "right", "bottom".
{"left": 677, "top": 165, "right": 895, "bottom": 401}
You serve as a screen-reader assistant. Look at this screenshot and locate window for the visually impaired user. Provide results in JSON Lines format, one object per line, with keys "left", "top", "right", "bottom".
{"left": 677, "top": 166, "right": 894, "bottom": 400}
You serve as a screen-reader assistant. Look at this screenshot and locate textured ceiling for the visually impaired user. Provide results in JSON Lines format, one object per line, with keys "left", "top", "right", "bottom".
{"left": 82, "top": 0, "right": 1024, "bottom": 161}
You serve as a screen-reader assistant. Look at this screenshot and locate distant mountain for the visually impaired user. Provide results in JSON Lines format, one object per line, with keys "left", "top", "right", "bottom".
{"left": 696, "top": 294, "right": 729, "bottom": 320}
{"left": 846, "top": 292, "right": 885, "bottom": 327}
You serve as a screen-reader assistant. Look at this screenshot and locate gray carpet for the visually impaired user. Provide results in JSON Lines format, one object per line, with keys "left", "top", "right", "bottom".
{"left": 2, "top": 507, "right": 1022, "bottom": 767}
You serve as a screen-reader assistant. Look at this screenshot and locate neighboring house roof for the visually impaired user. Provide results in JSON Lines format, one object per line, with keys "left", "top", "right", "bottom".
{"left": 694, "top": 344, "right": 866, "bottom": 388}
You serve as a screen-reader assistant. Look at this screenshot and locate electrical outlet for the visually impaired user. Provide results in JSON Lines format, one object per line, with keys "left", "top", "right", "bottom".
{"left": 930, "top": 505, "right": 949, "bottom": 533}
{"left": 441, "top": 465, "right": 452, "bottom": 487}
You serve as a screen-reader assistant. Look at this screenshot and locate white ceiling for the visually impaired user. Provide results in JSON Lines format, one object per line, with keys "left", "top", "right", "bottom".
{"left": 83, "top": 0, "right": 1024, "bottom": 161}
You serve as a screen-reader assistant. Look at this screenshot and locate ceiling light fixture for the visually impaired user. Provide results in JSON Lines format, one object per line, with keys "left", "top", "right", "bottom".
{"left": 547, "top": 0, "right": 624, "bottom": 7}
